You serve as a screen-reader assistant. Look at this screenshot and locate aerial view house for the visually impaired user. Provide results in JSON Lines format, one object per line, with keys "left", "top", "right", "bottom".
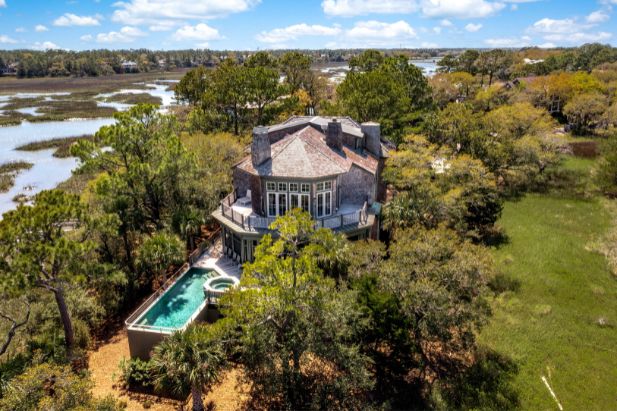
{"left": 125, "top": 116, "right": 388, "bottom": 358}
{"left": 212, "top": 116, "right": 388, "bottom": 263}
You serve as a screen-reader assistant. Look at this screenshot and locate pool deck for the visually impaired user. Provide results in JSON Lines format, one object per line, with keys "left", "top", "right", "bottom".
{"left": 125, "top": 238, "right": 242, "bottom": 359}
{"left": 192, "top": 238, "right": 242, "bottom": 280}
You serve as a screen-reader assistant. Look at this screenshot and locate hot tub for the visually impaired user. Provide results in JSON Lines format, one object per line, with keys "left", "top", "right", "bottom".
{"left": 204, "top": 276, "right": 239, "bottom": 300}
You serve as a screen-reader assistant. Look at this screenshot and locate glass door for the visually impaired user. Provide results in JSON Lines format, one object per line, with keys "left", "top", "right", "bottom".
{"left": 316, "top": 191, "right": 331, "bottom": 217}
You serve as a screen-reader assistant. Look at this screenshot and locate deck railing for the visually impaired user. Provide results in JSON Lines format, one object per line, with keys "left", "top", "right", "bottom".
{"left": 220, "top": 192, "right": 369, "bottom": 232}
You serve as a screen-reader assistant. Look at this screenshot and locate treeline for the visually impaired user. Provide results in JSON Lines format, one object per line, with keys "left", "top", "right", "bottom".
{"left": 1, "top": 45, "right": 617, "bottom": 410}
{"left": 438, "top": 43, "right": 617, "bottom": 83}
{"left": 0, "top": 49, "right": 221, "bottom": 77}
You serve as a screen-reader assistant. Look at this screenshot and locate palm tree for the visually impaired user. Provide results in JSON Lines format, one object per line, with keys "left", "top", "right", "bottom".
{"left": 151, "top": 325, "right": 225, "bottom": 411}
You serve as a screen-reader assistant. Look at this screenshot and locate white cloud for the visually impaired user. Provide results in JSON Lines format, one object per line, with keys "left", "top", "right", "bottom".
{"left": 149, "top": 21, "right": 177, "bottom": 32}
{"left": 432, "top": 26, "right": 442, "bottom": 34}
{"left": 322, "top": 0, "right": 507, "bottom": 18}
{"left": 543, "top": 31, "right": 612, "bottom": 43}
{"left": 53, "top": 13, "right": 101, "bottom": 27}
{"left": 0, "top": 0, "right": 5, "bottom": 7}
{"left": 96, "top": 26, "right": 146, "bottom": 43}
{"left": 173, "top": 23, "right": 222, "bottom": 42}
{"left": 421, "top": 0, "right": 505, "bottom": 19}
{"left": 485, "top": 35, "right": 531, "bottom": 47}
{"left": 256, "top": 23, "right": 341, "bottom": 43}
{"left": 80, "top": 34, "right": 93, "bottom": 41}
{"left": 321, "top": 0, "right": 417, "bottom": 17}
{"left": 15, "top": 27, "right": 26, "bottom": 33}
{"left": 528, "top": 15, "right": 612, "bottom": 45}
{"left": 529, "top": 17, "right": 583, "bottom": 34}
{"left": 440, "top": 19, "right": 453, "bottom": 26}
{"left": 35, "top": 24, "right": 48, "bottom": 32}
{"left": 0, "top": 35, "right": 17, "bottom": 44}
{"left": 32, "top": 41, "right": 60, "bottom": 50}
{"left": 465, "top": 23, "right": 482, "bottom": 32}
{"left": 586, "top": 10, "right": 609, "bottom": 24}
{"left": 346, "top": 20, "right": 417, "bottom": 40}
{"left": 112, "top": 0, "right": 259, "bottom": 25}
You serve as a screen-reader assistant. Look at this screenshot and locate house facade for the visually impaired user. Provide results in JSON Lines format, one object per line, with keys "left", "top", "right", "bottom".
{"left": 212, "top": 116, "right": 388, "bottom": 263}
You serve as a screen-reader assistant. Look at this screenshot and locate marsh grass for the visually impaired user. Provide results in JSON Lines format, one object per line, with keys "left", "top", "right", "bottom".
{"left": 104, "top": 92, "right": 162, "bottom": 105}
{"left": 0, "top": 99, "right": 116, "bottom": 124}
{"left": 15, "top": 135, "right": 93, "bottom": 158}
{"left": 0, "top": 161, "right": 34, "bottom": 174}
{"left": 0, "top": 161, "right": 33, "bottom": 193}
{"left": 480, "top": 156, "right": 617, "bottom": 410}
{"left": 0, "top": 70, "right": 186, "bottom": 94}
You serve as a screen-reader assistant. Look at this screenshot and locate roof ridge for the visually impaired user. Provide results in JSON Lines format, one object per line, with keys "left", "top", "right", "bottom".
{"left": 296, "top": 126, "right": 348, "bottom": 172}
{"left": 270, "top": 132, "right": 300, "bottom": 161}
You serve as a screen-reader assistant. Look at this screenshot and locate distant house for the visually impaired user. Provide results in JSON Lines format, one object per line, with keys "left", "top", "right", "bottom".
{"left": 0, "top": 62, "right": 18, "bottom": 76}
{"left": 121, "top": 60, "right": 138, "bottom": 72}
{"left": 212, "top": 116, "right": 388, "bottom": 263}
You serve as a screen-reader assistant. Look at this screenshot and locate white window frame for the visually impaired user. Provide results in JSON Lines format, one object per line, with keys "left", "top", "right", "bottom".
{"left": 290, "top": 193, "right": 310, "bottom": 213}
{"left": 316, "top": 191, "right": 332, "bottom": 218}
{"left": 301, "top": 183, "right": 310, "bottom": 193}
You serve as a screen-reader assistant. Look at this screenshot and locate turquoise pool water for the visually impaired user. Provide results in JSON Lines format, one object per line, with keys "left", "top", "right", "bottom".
{"left": 136, "top": 267, "right": 218, "bottom": 329}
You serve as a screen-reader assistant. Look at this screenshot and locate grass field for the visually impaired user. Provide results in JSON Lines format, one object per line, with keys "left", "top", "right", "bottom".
{"left": 480, "top": 157, "right": 617, "bottom": 410}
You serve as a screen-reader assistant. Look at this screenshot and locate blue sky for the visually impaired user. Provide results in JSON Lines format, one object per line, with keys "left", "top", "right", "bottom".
{"left": 0, "top": 0, "right": 615, "bottom": 50}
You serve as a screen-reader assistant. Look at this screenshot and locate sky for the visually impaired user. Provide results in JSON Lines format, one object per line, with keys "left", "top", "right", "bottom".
{"left": 0, "top": 0, "right": 615, "bottom": 51}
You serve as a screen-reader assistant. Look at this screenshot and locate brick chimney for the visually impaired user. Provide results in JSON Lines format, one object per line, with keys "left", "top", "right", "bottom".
{"left": 361, "top": 122, "right": 382, "bottom": 157}
{"left": 251, "top": 126, "right": 271, "bottom": 167}
{"left": 326, "top": 119, "right": 343, "bottom": 150}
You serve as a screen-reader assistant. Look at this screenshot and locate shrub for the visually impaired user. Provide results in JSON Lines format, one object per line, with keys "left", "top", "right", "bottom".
{"left": 118, "top": 357, "right": 155, "bottom": 392}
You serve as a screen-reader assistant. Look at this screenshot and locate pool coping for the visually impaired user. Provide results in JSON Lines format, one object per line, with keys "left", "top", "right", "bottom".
{"left": 126, "top": 253, "right": 240, "bottom": 336}
{"left": 129, "top": 266, "right": 217, "bottom": 335}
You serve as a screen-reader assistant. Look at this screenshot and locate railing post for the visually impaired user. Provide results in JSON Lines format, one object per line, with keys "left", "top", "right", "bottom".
{"left": 340, "top": 214, "right": 344, "bottom": 227}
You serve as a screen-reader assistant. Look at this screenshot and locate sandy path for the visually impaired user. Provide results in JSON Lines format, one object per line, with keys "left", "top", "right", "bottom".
{"left": 88, "top": 328, "right": 248, "bottom": 411}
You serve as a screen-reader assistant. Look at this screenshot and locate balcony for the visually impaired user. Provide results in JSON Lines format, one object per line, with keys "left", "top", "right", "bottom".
{"left": 216, "top": 190, "right": 370, "bottom": 233}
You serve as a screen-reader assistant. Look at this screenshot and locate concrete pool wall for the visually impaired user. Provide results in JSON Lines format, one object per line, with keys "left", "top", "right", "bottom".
{"left": 125, "top": 239, "right": 238, "bottom": 359}
{"left": 127, "top": 304, "right": 218, "bottom": 360}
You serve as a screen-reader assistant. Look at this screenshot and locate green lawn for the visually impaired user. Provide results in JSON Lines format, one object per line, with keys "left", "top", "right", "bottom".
{"left": 480, "top": 190, "right": 617, "bottom": 410}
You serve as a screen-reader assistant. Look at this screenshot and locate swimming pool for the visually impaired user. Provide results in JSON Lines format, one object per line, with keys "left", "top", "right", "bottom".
{"left": 135, "top": 267, "right": 219, "bottom": 330}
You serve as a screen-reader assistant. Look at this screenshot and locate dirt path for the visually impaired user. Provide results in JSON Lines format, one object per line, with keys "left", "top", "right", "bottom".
{"left": 88, "top": 328, "right": 248, "bottom": 411}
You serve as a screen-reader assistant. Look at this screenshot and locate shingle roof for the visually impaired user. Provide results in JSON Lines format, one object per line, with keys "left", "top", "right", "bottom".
{"left": 236, "top": 125, "right": 379, "bottom": 179}
{"left": 268, "top": 116, "right": 364, "bottom": 138}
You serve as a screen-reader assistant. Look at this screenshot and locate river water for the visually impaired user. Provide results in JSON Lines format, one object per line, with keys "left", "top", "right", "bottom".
{"left": 0, "top": 83, "right": 177, "bottom": 217}
{"left": 0, "top": 62, "right": 438, "bottom": 217}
